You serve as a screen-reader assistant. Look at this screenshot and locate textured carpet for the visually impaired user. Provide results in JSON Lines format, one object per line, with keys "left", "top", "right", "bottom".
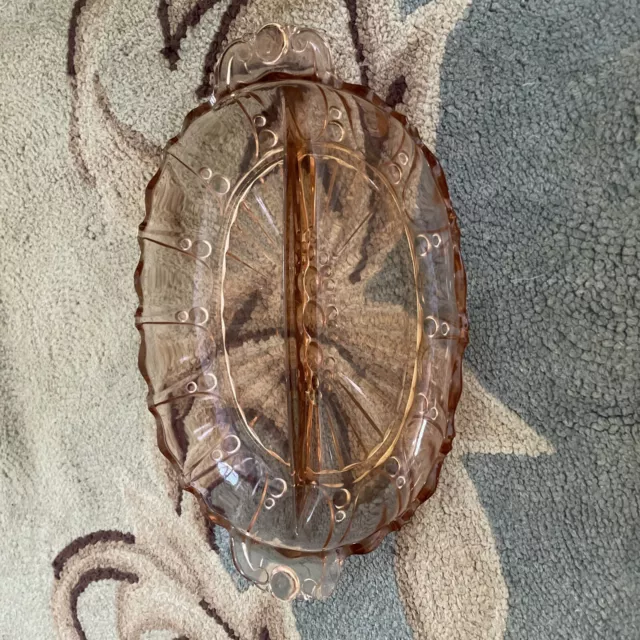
{"left": 0, "top": 0, "right": 638, "bottom": 638}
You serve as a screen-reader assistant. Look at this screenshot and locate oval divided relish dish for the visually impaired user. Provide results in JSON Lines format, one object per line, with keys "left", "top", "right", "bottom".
{"left": 136, "top": 23, "right": 468, "bottom": 601}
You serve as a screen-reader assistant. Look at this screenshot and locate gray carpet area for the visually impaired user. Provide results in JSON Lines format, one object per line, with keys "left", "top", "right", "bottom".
{"left": 438, "top": 1, "right": 639, "bottom": 636}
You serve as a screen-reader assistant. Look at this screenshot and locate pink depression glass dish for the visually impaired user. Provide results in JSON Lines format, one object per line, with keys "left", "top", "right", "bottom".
{"left": 136, "top": 23, "right": 468, "bottom": 601}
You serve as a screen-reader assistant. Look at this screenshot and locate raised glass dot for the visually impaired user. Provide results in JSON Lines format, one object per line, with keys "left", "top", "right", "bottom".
{"left": 432, "top": 233, "right": 442, "bottom": 248}
{"left": 176, "top": 310, "right": 189, "bottom": 323}
{"left": 179, "top": 238, "right": 192, "bottom": 251}
{"left": 258, "top": 129, "right": 278, "bottom": 150}
{"left": 190, "top": 307, "right": 209, "bottom": 325}
{"left": 253, "top": 114, "right": 267, "bottom": 128}
{"left": 327, "top": 121, "right": 345, "bottom": 142}
{"left": 329, "top": 106, "right": 342, "bottom": 119}
{"left": 270, "top": 567, "right": 298, "bottom": 601}
{"left": 335, "top": 510, "right": 346, "bottom": 523}
{"left": 201, "top": 373, "right": 217, "bottom": 391}
{"left": 388, "top": 163, "right": 402, "bottom": 184}
{"left": 303, "top": 301, "right": 325, "bottom": 336}
{"left": 398, "top": 152, "right": 409, "bottom": 165}
{"left": 193, "top": 240, "right": 212, "bottom": 258}
{"left": 199, "top": 167, "right": 212, "bottom": 180}
{"left": 425, "top": 316, "right": 438, "bottom": 338}
{"left": 417, "top": 234, "right": 430, "bottom": 257}
{"left": 333, "top": 488, "right": 351, "bottom": 510}
{"left": 441, "top": 322, "right": 450, "bottom": 336}
{"left": 268, "top": 478, "right": 287, "bottom": 499}
{"left": 417, "top": 392, "right": 429, "bottom": 412}
{"left": 385, "top": 457, "right": 400, "bottom": 477}
{"left": 306, "top": 341, "right": 323, "bottom": 371}
{"left": 265, "top": 497, "right": 276, "bottom": 510}
{"left": 211, "top": 174, "right": 230, "bottom": 195}
{"left": 396, "top": 476, "right": 406, "bottom": 489}
{"left": 186, "top": 381, "right": 198, "bottom": 393}
{"left": 223, "top": 435, "right": 241, "bottom": 455}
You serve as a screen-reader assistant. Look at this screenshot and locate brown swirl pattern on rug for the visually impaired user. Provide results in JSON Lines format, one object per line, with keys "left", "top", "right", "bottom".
{"left": 51, "top": 489, "right": 297, "bottom": 639}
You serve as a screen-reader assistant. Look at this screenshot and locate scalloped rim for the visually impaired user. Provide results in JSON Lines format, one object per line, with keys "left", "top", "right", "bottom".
{"left": 135, "top": 74, "right": 468, "bottom": 561}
